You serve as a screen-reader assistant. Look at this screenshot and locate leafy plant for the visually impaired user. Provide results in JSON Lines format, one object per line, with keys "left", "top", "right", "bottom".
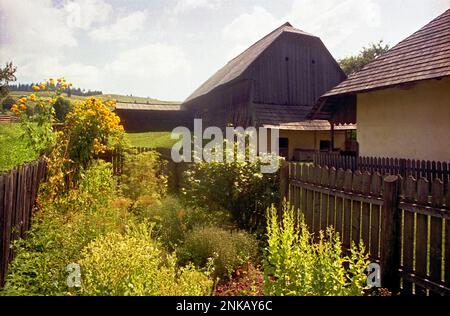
{"left": 1, "top": 96, "right": 15, "bottom": 111}
{"left": 53, "top": 96, "right": 72, "bottom": 122}
{"left": 140, "top": 196, "right": 232, "bottom": 251}
{"left": 182, "top": 139, "right": 281, "bottom": 230}
{"left": 178, "top": 226, "right": 258, "bottom": 279}
{"left": 78, "top": 222, "right": 214, "bottom": 296}
{"left": 264, "top": 203, "right": 370, "bottom": 296}
{"left": 1, "top": 161, "right": 129, "bottom": 296}
{"left": 120, "top": 150, "right": 168, "bottom": 205}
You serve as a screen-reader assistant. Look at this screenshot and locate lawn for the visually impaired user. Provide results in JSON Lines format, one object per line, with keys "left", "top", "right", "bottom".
{"left": 125, "top": 131, "right": 179, "bottom": 148}
{"left": 8, "top": 91, "right": 180, "bottom": 105}
{"left": 0, "top": 123, "right": 39, "bottom": 173}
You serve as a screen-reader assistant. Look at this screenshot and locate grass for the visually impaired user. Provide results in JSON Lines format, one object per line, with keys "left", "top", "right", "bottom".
{"left": 8, "top": 91, "right": 180, "bottom": 105}
{"left": 0, "top": 123, "right": 39, "bottom": 173}
{"left": 125, "top": 131, "right": 179, "bottom": 149}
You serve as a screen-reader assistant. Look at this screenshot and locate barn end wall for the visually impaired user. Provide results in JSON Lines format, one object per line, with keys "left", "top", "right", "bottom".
{"left": 246, "top": 32, "right": 346, "bottom": 107}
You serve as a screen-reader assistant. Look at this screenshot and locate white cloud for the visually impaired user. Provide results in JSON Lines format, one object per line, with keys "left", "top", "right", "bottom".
{"left": 89, "top": 11, "right": 147, "bottom": 42}
{"left": 221, "top": 0, "right": 383, "bottom": 61}
{"left": 0, "top": 0, "right": 78, "bottom": 83}
{"left": 172, "top": 0, "right": 223, "bottom": 15}
{"left": 222, "top": 6, "right": 284, "bottom": 60}
{"left": 289, "top": 0, "right": 382, "bottom": 49}
{"left": 63, "top": 0, "right": 113, "bottom": 30}
{"left": 102, "top": 43, "right": 191, "bottom": 99}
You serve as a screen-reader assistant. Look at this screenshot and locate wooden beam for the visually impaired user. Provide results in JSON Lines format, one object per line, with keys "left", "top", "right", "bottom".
{"left": 330, "top": 121, "right": 335, "bottom": 152}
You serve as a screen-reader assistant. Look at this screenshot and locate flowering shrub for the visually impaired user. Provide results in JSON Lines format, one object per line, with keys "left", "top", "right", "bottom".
{"left": 264, "top": 203, "right": 370, "bottom": 296}
{"left": 182, "top": 141, "right": 282, "bottom": 230}
{"left": 11, "top": 78, "right": 125, "bottom": 199}
{"left": 79, "top": 223, "right": 214, "bottom": 296}
{"left": 65, "top": 97, "right": 123, "bottom": 167}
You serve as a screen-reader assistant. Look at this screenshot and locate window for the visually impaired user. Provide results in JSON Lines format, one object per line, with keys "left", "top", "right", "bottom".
{"left": 320, "top": 140, "right": 331, "bottom": 151}
{"left": 279, "top": 138, "right": 289, "bottom": 148}
{"left": 279, "top": 138, "right": 289, "bottom": 159}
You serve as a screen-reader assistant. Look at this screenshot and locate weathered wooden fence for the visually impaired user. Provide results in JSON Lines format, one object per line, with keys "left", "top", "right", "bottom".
{"left": 314, "top": 152, "right": 450, "bottom": 192}
{"left": 102, "top": 147, "right": 187, "bottom": 192}
{"left": 282, "top": 163, "right": 450, "bottom": 295}
{"left": 0, "top": 159, "right": 47, "bottom": 286}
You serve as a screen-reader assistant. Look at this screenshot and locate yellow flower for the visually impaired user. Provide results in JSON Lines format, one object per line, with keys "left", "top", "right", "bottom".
{"left": 32, "top": 85, "right": 40, "bottom": 90}
{"left": 11, "top": 104, "right": 19, "bottom": 114}
{"left": 40, "top": 83, "right": 46, "bottom": 90}
{"left": 18, "top": 97, "right": 27, "bottom": 104}
{"left": 20, "top": 104, "right": 27, "bottom": 110}
{"left": 49, "top": 78, "right": 55, "bottom": 85}
{"left": 29, "top": 94, "right": 37, "bottom": 101}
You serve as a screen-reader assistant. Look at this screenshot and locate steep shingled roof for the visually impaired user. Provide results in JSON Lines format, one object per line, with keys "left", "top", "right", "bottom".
{"left": 184, "top": 22, "right": 316, "bottom": 104}
{"left": 323, "top": 8, "right": 450, "bottom": 97}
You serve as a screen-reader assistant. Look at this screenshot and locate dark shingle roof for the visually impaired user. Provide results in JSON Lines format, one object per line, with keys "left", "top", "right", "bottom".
{"left": 254, "top": 104, "right": 355, "bottom": 130}
{"left": 184, "top": 22, "right": 316, "bottom": 104}
{"left": 323, "top": 8, "right": 450, "bottom": 97}
{"left": 116, "top": 103, "right": 181, "bottom": 111}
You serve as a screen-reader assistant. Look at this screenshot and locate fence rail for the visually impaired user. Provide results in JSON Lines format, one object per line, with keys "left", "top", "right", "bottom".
{"left": 0, "top": 159, "right": 47, "bottom": 286}
{"left": 314, "top": 152, "right": 450, "bottom": 193}
{"left": 282, "top": 162, "right": 450, "bottom": 295}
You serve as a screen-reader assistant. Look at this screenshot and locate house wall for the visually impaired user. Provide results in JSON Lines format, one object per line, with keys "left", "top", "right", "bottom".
{"left": 357, "top": 76, "right": 450, "bottom": 161}
{"left": 279, "top": 129, "right": 347, "bottom": 161}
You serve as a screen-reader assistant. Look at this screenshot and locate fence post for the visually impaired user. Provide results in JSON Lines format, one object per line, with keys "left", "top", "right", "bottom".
{"left": 279, "top": 161, "right": 290, "bottom": 210}
{"left": 399, "top": 159, "right": 406, "bottom": 178}
{"left": 380, "top": 175, "right": 401, "bottom": 292}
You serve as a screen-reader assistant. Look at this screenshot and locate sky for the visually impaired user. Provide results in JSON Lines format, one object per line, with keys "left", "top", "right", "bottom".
{"left": 0, "top": 0, "right": 449, "bottom": 101}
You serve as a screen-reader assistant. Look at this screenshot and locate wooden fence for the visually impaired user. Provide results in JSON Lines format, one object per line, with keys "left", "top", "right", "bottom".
{"left": 281, "top": 163, "right": 450, "bottom": 295}
{"left": 101, "top": 147, "right": 186, "bottom": 192}
{"left": 0, "top": 114, "right": 19, "bottom": 124}
{"left": 314, "top": 152, "right": 450, "bottom": 193}
{"left": 0, "top": 159, "right": 47, "bottom": 286}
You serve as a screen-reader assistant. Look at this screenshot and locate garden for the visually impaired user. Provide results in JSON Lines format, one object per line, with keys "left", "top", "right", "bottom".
{"left": 0, "top": 79, "right": 372, "bottom": 296}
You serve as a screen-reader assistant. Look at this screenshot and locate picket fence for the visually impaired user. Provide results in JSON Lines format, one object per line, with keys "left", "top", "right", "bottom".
{"left": 280, "top": 163, "right": 450, "bottom": 295}
{"left": 0, "top": 159, "right": 47, "bottom": 286}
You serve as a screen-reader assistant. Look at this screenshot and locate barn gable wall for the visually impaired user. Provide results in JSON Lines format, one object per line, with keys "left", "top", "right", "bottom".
{"left": 244, "top": 32, "right": 346, "bottom": 106}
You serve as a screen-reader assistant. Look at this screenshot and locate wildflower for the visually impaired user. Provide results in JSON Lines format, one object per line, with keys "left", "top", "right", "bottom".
{"left": 32, "top": 85, "right": 40, "bottom": 90}
{"left": 18, "top": 97, "right": 27, "bottom": 104}
{"left": 40, "top": 83, "right": 46, "bottom": 90}
{"left": 49, "top": 78, "right": 55, "bottom": 85}
{"left": 11, "top": 104, "right": 20, "bottom": 114}
{"left": 29, "top": 94, "right": 37, "bottom": 102}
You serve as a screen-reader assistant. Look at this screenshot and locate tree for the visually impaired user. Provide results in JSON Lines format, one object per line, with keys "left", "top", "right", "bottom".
{"left": 338, "top": 41, "right": 390, "bottom": 76}
{"left": 0, "top": 62, "right": 17, "bottom": 98}
{"left": 53, "top": 96, "right": 72, "bottom": 122}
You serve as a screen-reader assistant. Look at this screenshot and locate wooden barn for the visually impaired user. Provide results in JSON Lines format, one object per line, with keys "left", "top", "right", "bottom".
{"left": 115, "top": 102, "right": 192, "bottom": 132}
{"left": 308, "top": 9, "right": 450, "bottom": 162}
{"left": 182, "top": 22, "right": 356, "bottom": 160}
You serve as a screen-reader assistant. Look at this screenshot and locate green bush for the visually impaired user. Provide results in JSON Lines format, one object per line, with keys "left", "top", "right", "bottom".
{"left": 53, "top": 96, "right": 72, "bottom": 122}
{"left": 140, "top": 196, "right": 232, "bottom": 251}
{"left": 1, "top": 96, "right": 15, "bottom": 111}
{"left": 178, "top": 226, "right": 258, "bottom": 279}
{"left": 120, "top": 151, "right": 167, "bottom": 205}
{"left": 79, "top": 223, "right": 213, "bottom": 296}
{"left": 264, "top": 203, "right": 370, "bottom": 296}
{"left": 1, "top": 161, "right": 128, "bottom": 296}
{"left": 182, "top": 157, "right": 281, "bottom": 231}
